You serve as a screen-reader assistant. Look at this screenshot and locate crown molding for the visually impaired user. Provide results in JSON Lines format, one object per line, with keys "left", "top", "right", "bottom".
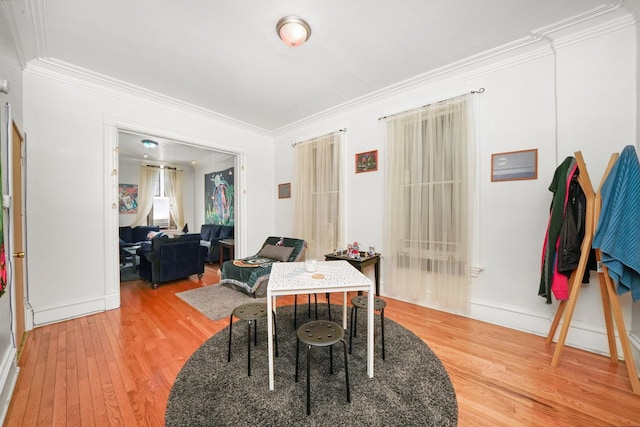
{"left": 25, "top": 58, "right": 273, "bottom": 137}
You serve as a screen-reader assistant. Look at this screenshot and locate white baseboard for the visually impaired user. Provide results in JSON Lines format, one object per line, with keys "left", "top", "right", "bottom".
{"left": 105, "top": 292, "right": 121, "bottom": 311}
{"left": 32, "top": 296, "right": 110, "bottom": 327}
{"left": 0, "top": 348, "right": 19, "bottom": 425}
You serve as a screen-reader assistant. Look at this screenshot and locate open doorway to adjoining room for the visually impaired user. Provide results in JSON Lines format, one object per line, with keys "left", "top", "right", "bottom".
{"left": 107, "top": 123, "right": 243, "bottom": 304}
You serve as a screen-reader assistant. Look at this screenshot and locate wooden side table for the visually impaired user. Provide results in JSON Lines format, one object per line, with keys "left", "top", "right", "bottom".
{"left": 219, "top": 239, "right": 235, "bottom": 264}
{"left": 324, "top": 252, "right": 381, "bottom": 295}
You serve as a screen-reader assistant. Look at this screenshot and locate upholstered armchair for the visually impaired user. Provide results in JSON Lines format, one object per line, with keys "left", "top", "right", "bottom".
{"left": 219, "top": 236, "right": 306, "bottom": 297}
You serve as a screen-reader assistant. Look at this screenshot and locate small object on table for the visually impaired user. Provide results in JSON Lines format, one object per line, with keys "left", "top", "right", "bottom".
{"left": 311, "top": 273, "right": 324, "bottom": 279}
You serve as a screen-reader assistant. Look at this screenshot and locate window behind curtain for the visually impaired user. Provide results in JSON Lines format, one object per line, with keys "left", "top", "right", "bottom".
{"left": 149, "top": 169, "right": 175, "bottom": 229}
{"left": 293, "top": 132, "right": 342, "bottom": 260}
{"left": 383, "top": 96, "right": 473, "bottom": 308}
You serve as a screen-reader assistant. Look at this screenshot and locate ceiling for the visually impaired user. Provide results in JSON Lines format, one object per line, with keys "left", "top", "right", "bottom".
{"left": 117, "top": 131, "right": 232, "bottom": 168}
{"left": 1, "top": 0, "right": 610, "bottom": 134}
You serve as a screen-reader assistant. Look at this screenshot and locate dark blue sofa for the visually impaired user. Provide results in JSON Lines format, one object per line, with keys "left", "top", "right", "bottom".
{"left": 137, "top": 234, "right": 207, "bottom": 289}
{"left": 119, "top": 225, "right": 160, "bottom": 247}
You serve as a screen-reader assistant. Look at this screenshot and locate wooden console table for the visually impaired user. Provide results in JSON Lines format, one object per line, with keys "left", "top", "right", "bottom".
{"left": 324, "top": 252, "right": 381, "bottom": 295}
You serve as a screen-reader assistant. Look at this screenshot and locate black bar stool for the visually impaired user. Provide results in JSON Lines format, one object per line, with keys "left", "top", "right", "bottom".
{"left": 295, "top": 320, "right": 350, "bottom": 416}
{"left": 227, "top": 302, "right": 278, "bottom": 376}
{"left": 349, "top": 295, "right": 386, "bottom": 360}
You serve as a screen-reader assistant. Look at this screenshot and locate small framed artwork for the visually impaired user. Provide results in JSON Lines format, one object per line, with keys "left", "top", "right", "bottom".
{"left": 491, "top": 149, "right": 538, "bottom": 182}
{"left": 278, "top": 182, "right": 291, "bottom": 199}
{"left": 118, "top": 183, "right": 138, "bottom": 214}
{"left": 355, "top": 150, "right": 378, "bottom": 173}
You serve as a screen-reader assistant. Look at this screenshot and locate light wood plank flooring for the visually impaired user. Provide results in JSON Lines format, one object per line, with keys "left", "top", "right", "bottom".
{"left": 4, "top": 265, "right": 640, "bottom": 426}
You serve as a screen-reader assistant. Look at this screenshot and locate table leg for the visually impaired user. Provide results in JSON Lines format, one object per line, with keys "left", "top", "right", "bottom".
{"left": 367, "top": 286, "right": 374, "bottom": 378}
{"left": 342, "top": 292, "right": 347, "bottom": 330}
{"left": 374, "top": 259, "right": 380, "bottom": 295}
{"left": 267, "top": 293, "right": 275, "bottom": 390}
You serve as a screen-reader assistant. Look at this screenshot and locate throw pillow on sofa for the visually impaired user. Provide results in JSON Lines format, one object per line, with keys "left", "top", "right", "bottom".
{"left": 257, "top": 244, "right": 294, "bottom": 262}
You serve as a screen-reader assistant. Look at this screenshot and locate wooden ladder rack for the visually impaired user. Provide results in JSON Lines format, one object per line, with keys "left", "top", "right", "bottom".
{"left": 545, "top": 151, "right": 640, "bottom": 394}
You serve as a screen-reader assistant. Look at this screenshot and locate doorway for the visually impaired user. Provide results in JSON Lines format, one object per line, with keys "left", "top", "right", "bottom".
{"left": 105, "top": 118, "right": 245, "bottom": 307}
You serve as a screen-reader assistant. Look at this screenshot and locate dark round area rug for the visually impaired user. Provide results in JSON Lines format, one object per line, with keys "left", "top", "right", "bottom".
{"left": 166, "top": 303, "right": 458, "bottom": 426}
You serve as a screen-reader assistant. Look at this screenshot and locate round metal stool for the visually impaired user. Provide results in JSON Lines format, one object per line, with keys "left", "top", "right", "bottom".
{"left": 295, "top": 320, "right": 350, "bottom": 416}
{"left": 349, "top": 295, "right": 387, "bottom": 360}
{"left": 227, "top": 302, "right": 278, "bottom": 376}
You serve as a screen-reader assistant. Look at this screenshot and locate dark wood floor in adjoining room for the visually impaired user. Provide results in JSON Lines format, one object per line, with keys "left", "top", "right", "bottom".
{"left": 4, "top": 264, "right": 640, "bottom": 426}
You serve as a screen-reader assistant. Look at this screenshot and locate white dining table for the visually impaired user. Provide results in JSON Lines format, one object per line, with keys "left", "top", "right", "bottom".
{"left": 266, "top": 260, "right": 374, "bottom": 390}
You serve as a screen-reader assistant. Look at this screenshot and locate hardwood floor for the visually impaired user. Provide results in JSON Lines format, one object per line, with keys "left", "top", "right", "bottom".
{"left": 5, "top": 265, "right": 640, "bottom": 426}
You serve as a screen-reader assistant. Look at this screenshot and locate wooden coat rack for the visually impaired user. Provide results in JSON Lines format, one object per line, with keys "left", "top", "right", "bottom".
{"left": 546, "top": 151, "right": 640, "bottom": 394}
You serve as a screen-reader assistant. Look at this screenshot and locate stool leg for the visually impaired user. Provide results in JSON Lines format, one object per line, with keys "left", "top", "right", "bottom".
{"left": 342, "top": 339, "right": 351, "bottom": 403}
{"left": 295, "top": 336, "right": 300, "bottom": 382}
{"left": 227, "top": 313, "right": 233, "bottom": 363}
{"left": 314, "top": 294, "right": 318, "bottom": 320}
{"left": 272, "top": 311, "right": 279, "bottom": 357}
{"left": 349, "top": 306, "right": 355, "bottom": 355}
{"left": 254, "top": 319, "right": 258, "bottom": 346}
{"left": 380, "top": 308, "right": 386, "bottom": 360}
{"left": 353, "top": 305, "right": 358, "bottom": 337}
{"left": 306, "top": 344, "right": 312, "bottom": 416}
{"left": 247, "top": 320, "right": 252, "bottom": 376}
{"left": 329, "top": 345, "right": 334, "bottom": 374}
{"left": 294, "top": 295, "right": 298, "bottom": 330}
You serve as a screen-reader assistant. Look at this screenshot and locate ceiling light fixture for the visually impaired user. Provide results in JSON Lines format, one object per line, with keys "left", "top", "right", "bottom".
{"left": 141, "top": 139, "right": 158, "bottom": 149}
{"left": 276, "top": 16, "right": 311, "bottom": 47}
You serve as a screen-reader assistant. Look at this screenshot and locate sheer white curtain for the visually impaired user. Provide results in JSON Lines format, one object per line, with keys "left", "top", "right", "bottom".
{"left": 165, "top": 169, "right": 186, "bottom": 230}
{"left": 293, "top": 132, "right": 342, "bottom": 260}
{"left": 383, "top": 95, "right": 474, "bottom": 309}
{"left": 131, "top": 166, "right": 160, "bottom": 227}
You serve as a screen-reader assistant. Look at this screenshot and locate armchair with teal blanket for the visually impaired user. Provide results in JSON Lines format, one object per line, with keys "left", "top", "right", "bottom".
{"left": 219, "top": 236, "right": 307, "bottom": 297}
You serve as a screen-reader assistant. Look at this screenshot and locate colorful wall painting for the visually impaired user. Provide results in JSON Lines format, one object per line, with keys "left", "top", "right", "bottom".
{"left": 205, "top": 167, "right": 234, "bottom": 225}
{"left": 119, "top": 183, "right": 138, "bottom": 214}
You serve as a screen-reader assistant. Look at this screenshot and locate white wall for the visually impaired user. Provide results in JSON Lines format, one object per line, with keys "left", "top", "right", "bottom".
{"left": 273, "top": 13, "right": 639, "bottom": 360}
{"left": 23, "top": 62, "right": 274, "bottom": 326}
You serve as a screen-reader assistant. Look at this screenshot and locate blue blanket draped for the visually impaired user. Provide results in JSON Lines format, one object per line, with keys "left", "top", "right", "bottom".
{"left": 593, "top": 145, "right": 640, "bottom": 301}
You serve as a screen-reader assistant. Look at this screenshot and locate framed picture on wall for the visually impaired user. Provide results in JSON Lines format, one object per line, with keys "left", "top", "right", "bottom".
{"left": 118, "top": 184, "right": 138, "bottom": 213}
{"left": 278, "top": 183, "right": 291, "bottom": 199}
{"left": 491, "top": 149, "right": 538, "bottom": 182}
{"left": 355, "top": 150, "right": 378, "bottom": 173}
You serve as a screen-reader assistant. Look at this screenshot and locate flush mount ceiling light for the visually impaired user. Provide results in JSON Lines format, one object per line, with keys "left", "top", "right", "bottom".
{"left": 276, "top": 16, "right": 311, "bottom": 47}
{"left": 141, "top": 139, "right": 158, "bottom": 149}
